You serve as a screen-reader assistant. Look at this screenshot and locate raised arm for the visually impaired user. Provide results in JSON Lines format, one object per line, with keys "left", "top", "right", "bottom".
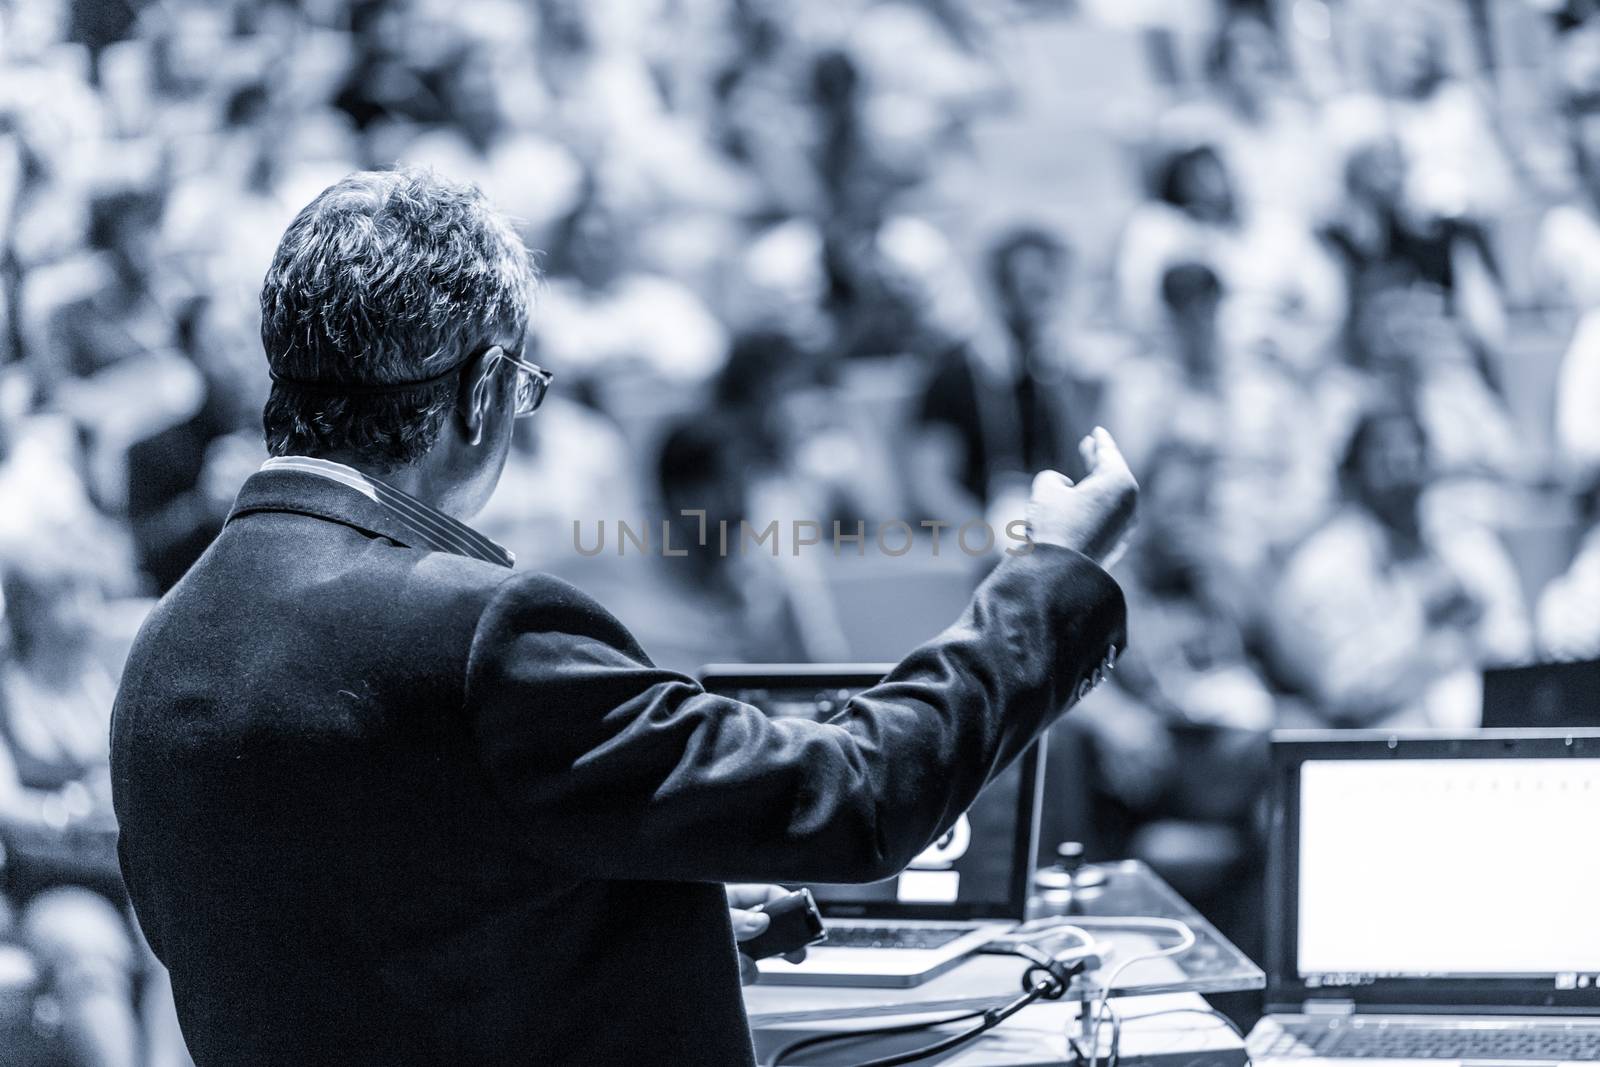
{"left": 468, "top": 429, "right": 1137, "bottom": 885}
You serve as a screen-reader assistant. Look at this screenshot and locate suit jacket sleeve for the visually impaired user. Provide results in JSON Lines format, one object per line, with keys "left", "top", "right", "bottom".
{"left": 465, "top": 544, "right": 1126, "bottom": 884}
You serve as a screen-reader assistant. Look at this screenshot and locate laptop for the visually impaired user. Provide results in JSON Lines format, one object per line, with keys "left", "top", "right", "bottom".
{"left": 1483, "top": 661, "right": 1600, "bottom": 729}
{"left": 1248, "top": 729, "right": 1600, "bottom": 1065}
{"left": 699, "top": 664, "right": 1044, "bottom": 988}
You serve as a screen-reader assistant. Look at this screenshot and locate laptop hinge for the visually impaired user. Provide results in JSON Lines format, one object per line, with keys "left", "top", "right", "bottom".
{"left": 1303, "top": 999, "right": 1356, "bottom": 1016}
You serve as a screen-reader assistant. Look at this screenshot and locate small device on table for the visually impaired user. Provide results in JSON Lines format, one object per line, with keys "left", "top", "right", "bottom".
{"left": 738, "top": 889, "right": 828, "bottom": 961}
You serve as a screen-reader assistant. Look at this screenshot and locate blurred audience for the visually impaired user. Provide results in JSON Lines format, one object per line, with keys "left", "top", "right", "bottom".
{"left": 0, "top": 538, "right": 186, "bottom": 1067}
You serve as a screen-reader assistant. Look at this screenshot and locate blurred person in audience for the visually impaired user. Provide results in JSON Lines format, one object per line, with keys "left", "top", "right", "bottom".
{"left": 1107, "top": 258, "right": 1337, "bottom": 588}
{"left": 1538, "top": 93, "right": 1600, "bottom": 312}
{"left": 159, "top": 83, "right": 299, "bottom": 295}
{"left": 708, "top": 2, "right": 828, "bottom": 217}
{"left": 1104, "top": 261, "right": 1228, "bottom": 479}
{"left": 1544, "top": 96, "right": 1600, "bottom": 482}
{"left": 0, "top": 370, "right": 135, "bottom": 588}
{"left": 136, "top": 1, "right": 253, "bottom": 138}
{"left": 1329, "top": 1, "right": 1514, "bottom": 224}
{"left": 330, "top": 0, "right": 453, "bottom": 140}
{"left": 912, "top": 227, "right": 1089, "bottom": 526}
{"left": 35, "top": 186, "right": 175, "bottom": 393}
{"left": 1322, "top": 134, "right": 1507, "bottom": 360}
{"left": 716, "top": 329, "right": 871, "bottom": 524}
{"left": 0, "top": 540, "right": 187, "bottom": 1067}
{"left": 126, "top": 295, "right": 268, "bottom": 592}
{"left": 0, "top": 0, "right": 103, "bottom": 271}
{"left": 1535, "top": 480, "right": 1600, "bottom": 660}
{"left": 400, "top": 28, "right": 586, "bottom": 243}
{"left": 1102, "top": 255, "right": 1333, "bottom": 568}
{"left": 28, "top": 179, "right": 214, "bottom": 513}
{"left": 1340, "top": 283, "right": 1522, "bottom": 485}
{"left": 812, "top": 46, "right": 981, "bottom": 364}
{"left": 1102, "top": 440, "right": 1275, "bottom": 733}
{"left": 708, "top": 329, "right": 875, "bottom": 660}
{"left": 1115, "top": 142, "right": 1344, "bottom": 368}
{"left": 811, "top": 47, "right": 915, "bottom": 229}
{"left": 530, "top": 0, "right": 753, "bottom": 215}
{"left": 824, "top": 213, "right": 958, "bottom": 364}
{"left": 586, "top": 413, "right": 812, "bottom": 674}
{"left": 1167, "top": 12, "right": 1337, "bottom": 225}
{"left": 841, "top": 4, "right": 1003, "bottom": 212}
{"left": 535, "top": 180, "right": 727, "bottom": 384}
{"left": 1268, "top": 404, "right": 1530, "bottom": 728}
{"left": 720, "top": 218, "right": 833, "bottom": 354}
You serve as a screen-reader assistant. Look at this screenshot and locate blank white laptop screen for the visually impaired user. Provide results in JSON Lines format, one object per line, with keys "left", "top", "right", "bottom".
{"left": 1297, "top": 757, "right": 1600, "bottom": 979}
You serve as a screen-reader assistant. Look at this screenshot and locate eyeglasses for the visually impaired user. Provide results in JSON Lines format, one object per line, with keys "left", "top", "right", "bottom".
{"left": 488, "top": 348, "right": 554, "bottom": 418}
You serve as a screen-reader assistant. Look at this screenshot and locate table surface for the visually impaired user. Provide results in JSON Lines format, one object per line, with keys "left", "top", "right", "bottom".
{"left": 746, "top": 860, "right": 1262, "bottom": 1027}
{"left": 750, "top": 991, "right": 1246, "bottom": 1067}
{"left": 745, "top": 861, "right": 1259, "bottom": 1064}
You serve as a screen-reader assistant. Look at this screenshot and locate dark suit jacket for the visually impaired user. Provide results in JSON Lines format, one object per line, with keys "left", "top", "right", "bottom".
{"left": 111, "top": 468, "right": 1126, "bottom": 1065}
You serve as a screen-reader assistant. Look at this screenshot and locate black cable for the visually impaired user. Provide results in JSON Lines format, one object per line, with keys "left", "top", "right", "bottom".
{"left": 763, "top": 955, "right": 1084, "bottom": 1067}
{"left": 766, "top": 985, "right": 1048, "bottom": 1067}
{"left": 763, "top": 1007, "right": 990, "bottom": 1067}
{"left": 845, "top": 983, "right": 1053, "bottom": 1067}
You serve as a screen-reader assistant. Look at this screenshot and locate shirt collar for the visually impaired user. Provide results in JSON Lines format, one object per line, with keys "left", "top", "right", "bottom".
{"left": 258, "top": 456, "right": 514, "bottom": 569}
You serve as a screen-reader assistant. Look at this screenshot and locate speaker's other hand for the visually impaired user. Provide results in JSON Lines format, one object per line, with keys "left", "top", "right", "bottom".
{"left": 728, "top": 884, "right": 807, "bottom": 984}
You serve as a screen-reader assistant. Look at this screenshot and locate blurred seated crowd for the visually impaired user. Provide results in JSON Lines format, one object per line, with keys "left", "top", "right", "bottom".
{"left": 5, "top": 0, "right": 1600, "bottom": 1060}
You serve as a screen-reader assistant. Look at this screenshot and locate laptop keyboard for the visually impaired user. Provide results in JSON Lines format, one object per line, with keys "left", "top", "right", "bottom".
{"left": 1260, "top": 1020, "right": 1600, "bottom": 1061}
{"left": 822, "top": 925, "right": 976, "bottom": 951}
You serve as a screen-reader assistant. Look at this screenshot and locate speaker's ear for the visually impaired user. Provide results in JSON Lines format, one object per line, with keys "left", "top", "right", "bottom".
{"left": 463, "top": 346, "right": 503, "bottom": 446}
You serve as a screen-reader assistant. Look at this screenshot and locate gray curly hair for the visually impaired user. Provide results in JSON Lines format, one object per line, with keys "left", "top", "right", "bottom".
{"left": 260, "top": 167, "right": 538, "bottom": 471}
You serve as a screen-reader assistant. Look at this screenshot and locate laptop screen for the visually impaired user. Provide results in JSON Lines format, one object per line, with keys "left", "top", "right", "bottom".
{"left": 700, "top": 665, "right": 1041, "bottom": 921}
{"left": 1268, "top": 731, "right": 1600, "bottom": 1014}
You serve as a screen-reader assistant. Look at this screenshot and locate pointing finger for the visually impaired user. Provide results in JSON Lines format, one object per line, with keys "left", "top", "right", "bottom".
{"left": 1086, "top": 427, "right": 1132, "bottom": 481}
